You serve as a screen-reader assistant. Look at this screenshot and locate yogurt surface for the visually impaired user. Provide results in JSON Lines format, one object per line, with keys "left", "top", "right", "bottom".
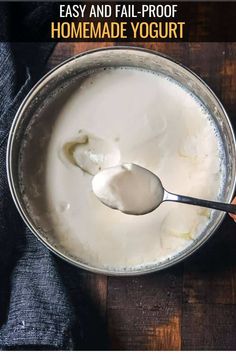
{"left": 20, "top": 67, "right": 224, "bottom": 271}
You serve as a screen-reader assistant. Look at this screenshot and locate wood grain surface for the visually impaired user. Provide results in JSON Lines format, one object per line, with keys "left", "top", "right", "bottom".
{"left": 47, "top": 42, "right": 236, "bottom": 350}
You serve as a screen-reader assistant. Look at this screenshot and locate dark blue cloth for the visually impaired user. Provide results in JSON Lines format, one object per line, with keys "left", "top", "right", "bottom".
{"left": 0, "top": 41, "right": 79, "bottom": 349}
{"left": 0, "top": 4, "right": 78, "bottom": 350}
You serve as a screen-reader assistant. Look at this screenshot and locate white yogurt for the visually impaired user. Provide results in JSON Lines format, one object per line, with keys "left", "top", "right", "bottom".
{"left": 20, "top": 67, "right": 224, "bottom": 270}
{"left": 92, "top": 164, "right": 164, "bottom": 215}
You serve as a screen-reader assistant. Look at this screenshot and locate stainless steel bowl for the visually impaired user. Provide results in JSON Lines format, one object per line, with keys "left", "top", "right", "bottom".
{"left": 7, "top": 46, "right": 236, "bottom": 275}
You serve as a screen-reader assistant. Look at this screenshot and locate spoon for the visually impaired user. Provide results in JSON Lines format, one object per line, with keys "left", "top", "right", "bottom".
{"left": 92, "top": 163, "right": 236, "bottom": 216}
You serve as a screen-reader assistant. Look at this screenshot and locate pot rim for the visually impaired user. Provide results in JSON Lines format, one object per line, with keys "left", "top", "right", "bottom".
{"left": 6, "top": 45, "right": 236, "bottom": 276}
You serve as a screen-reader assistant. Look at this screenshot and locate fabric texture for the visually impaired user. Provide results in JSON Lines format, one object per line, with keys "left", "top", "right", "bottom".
{"left": 0, "top": 3, "right": 106, "bottom": 350}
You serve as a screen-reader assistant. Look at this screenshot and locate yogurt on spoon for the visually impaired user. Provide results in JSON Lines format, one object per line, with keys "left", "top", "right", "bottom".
{"left": 92, "top": 163, "right": 164, "bottom": 215}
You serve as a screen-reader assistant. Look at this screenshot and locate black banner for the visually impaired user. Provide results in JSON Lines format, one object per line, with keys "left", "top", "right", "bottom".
{"left": 0, "top": 2, "right": 236, "bottom": 42}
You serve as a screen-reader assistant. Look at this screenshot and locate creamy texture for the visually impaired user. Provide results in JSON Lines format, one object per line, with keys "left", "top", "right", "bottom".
{"left": 61, "top": 129, "right": 120, "bottom": 175}
{"left": 20, "top": 67, "right": 224, "bottom": 271}
{"left": 92, "top": 164, "right": 164, "bottom": 215}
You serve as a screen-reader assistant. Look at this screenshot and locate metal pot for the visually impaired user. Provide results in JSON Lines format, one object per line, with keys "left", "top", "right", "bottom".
{"left": 7, "top": 47, "right": 236, "bottom": 275}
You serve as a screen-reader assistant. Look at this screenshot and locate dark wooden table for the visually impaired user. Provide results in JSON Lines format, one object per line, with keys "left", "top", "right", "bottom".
{"left": 47, "top": 42, "right": 236, "bottom": 350}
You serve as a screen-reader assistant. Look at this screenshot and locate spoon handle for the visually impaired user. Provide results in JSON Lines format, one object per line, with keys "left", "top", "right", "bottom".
{"left": 164, "top": 191, "right": 236, "bottom": 214}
